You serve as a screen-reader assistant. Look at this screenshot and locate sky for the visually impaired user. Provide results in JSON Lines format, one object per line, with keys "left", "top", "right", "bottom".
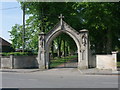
{"left": 0, "top": 0, "right": 23, "bottom": 43}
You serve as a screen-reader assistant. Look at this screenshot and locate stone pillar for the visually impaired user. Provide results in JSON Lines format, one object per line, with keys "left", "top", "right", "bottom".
{"left": 10, "top": 54, "right": 14, "bottom": 69}
{"left": 38, "top": 32, "right": 46, "bottom": 69}
{"left": 78, "top": 29, "right": 89, "bottom": 69}
{"left": 0, "top": 54, "right": 2, "bottom": 68}
{"left": 112, "top": 51, "right": 117, "bottom": 70}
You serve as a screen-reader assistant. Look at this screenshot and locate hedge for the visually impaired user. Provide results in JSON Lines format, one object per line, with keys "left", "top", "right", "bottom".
{"left": 0, "top": 52, "right": 38, "bottom": 56}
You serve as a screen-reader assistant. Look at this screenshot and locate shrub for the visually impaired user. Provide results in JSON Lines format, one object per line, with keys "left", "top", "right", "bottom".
{"left": 0, "top": 52, "right": 38, "bottom": 56}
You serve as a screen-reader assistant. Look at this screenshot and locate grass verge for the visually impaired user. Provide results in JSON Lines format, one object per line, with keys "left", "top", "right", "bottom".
{"left": 117, "top": 61, "right": 120, "bottom": 67}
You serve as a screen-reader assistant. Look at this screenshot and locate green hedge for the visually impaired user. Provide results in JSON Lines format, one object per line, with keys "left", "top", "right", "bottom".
{"left": 0, "top": 52, "right": 38, "bottom": 56}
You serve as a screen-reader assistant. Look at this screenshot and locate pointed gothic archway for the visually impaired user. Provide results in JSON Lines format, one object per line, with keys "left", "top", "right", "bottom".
{"left": 38, "top": 14, "right": 89, "bottom": 69}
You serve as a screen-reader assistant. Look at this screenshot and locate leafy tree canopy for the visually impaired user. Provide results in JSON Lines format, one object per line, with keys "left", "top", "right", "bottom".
{"left": 10, "top": 2, "right": 120, "bottom": 54}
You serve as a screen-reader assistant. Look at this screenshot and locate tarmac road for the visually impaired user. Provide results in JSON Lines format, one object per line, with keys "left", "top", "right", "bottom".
{"left": 1, "top": 68, "right": 119, "bottom": 88}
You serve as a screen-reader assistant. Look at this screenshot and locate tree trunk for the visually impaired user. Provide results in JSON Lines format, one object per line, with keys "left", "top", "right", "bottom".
{"left": 63, "top": 40, "right": 66, "bottom": 57}
{"left": 66, "top": 43, "right": 69, "bottom": 56}
{"left": 106, "top": 29, "right": 112, "bottom": 54}
{"left": 57, "top": 37, "right": 62, "bottom": 58}
{"left": 51, "top": 41, "right": 54, "bottom": 59}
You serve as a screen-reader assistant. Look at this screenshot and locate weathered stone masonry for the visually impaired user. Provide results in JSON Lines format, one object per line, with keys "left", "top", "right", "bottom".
{"left": 38, "top": 15, "right": 89, "bottom": 69}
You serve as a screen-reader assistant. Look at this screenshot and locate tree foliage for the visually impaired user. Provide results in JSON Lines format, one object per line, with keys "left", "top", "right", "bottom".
{"left": 75, "top": 2, "right": 120, "bottom": 53}
{"left": 9, "top": 24, "right": 23, "bottom": 49}
{"left": 9, "top": 2, "right": 120, "bottom": 55}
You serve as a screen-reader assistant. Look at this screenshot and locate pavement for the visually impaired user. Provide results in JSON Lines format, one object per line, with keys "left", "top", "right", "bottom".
{"left": 0, "top": 68, "right": 120, "bottom": 75}
{"left": 0, "top": 69, "right": 41, "bottom": 73}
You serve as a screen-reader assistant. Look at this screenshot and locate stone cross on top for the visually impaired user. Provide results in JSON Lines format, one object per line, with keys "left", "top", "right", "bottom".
{"left": 59, "top": 14, "right": 64, "bottom": 26}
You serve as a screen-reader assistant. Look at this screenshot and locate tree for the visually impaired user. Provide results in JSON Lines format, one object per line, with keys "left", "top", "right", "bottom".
{"left": 75, "top": 2, "right": 120, "bottom": 54}
{"left": 9, "top": 23, "right": 39, "bottom": 52}
{"left": 20, "top": 2, "right": 79, "bottom": 54}
{"left": 9, "top": 24, "right": 23, "bottom": 49}
{"left": 10, "top": 2, "right": 120, "bottom": 54}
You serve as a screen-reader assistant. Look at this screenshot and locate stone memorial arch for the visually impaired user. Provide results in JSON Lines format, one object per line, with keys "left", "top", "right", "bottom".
{"left": 38, "top": 14, "right": 89, "bottom": 69}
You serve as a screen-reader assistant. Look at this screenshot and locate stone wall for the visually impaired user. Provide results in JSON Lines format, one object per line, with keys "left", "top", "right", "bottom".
{"left": 0, "top": 52, "right": 117, "bottom": 70}
{"left": 0, "top": 55, "right": 38, "bottom": 69}
{"left": 88, "top": 51, "right": 117, "bottom": 70}
{"left": 96, "top": 52, "right": 117, "bottom": 70}
{"left": 0, "top": 56, "right": 12, "bottom": 69}
{"left": 88, "top": 49, "right": 96, "bottom": 68}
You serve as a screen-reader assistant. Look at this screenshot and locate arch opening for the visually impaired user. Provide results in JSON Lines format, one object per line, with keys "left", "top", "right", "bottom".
{"left": 45, "top": 30, "right": 81, "bottom": 69}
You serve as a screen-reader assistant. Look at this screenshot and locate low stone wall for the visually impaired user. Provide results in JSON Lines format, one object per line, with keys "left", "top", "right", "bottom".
{"left": 89, "top": 54, "right": 96, "bottom": 68}
{"left": 0, "top": 56, "right": 12, "bottom": 69}
{"left": 96, "top": 52, "right": 117, "bottom": 70}
{"left": 0, "top": 52, "right": 117, "bottom": 70}
{"left": 88, "top": 49, "right": 96, "bottom": 68}
{"left": 0, "top": 55, "right": 38, "bottom": 69}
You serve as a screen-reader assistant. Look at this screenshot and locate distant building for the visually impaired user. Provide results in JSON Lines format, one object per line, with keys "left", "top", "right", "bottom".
{"left": 0, "top": 37, "right": 14, "bottom": 52}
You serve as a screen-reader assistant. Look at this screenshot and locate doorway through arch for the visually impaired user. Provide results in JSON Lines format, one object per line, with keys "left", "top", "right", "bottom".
{"left": 49, "top": 32, "right": 78, "bottom": 68}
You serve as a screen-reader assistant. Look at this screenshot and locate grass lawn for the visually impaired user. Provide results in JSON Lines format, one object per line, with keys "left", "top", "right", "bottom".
{"left": 50, "top": 55, "right": 78, "bottom": 68}
{"left": 117, "top": 61, "right": 120, "bottom": 68}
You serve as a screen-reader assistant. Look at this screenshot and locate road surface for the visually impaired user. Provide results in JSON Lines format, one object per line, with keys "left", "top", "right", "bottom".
{"left": 1, "top": 68, "right": 119, "bottom": 88}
